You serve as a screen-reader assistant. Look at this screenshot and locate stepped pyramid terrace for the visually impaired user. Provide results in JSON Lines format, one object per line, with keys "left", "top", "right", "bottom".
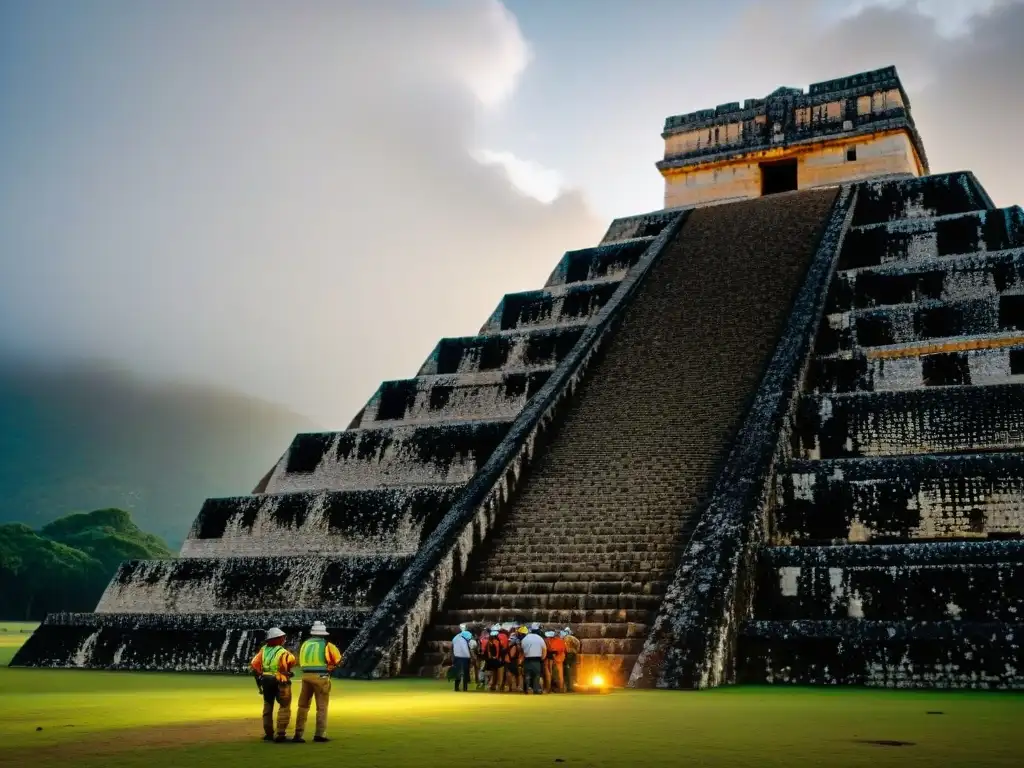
{"left": 15, "top": 65, "right": 1024, "bottom": 689}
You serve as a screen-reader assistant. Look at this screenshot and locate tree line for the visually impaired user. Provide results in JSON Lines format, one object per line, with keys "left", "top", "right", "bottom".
{"left": 0, "top": 508, "right": 173, "bottom": 620}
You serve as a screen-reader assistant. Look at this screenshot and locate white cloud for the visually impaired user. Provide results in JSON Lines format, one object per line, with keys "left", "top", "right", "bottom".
{"left": 471, "top": 149, "right": 565, "bottom": 203}
{"left": 0, "top": 0, "right": 605, "bottom": 427}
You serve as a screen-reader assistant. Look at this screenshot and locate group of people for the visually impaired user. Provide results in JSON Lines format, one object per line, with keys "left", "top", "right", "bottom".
{"left": 249, "top": 621, "right": 343, "bottom": 743}
{"left": 448, "top": 622, "right": 582, "bottom": 694}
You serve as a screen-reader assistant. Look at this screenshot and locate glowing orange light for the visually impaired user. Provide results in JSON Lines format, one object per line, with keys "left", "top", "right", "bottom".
{"left": 591, "top": 674, "right": 605, "bottom": 687}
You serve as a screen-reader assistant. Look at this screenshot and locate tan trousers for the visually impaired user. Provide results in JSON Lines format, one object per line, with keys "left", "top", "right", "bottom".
{"left": 261, "top": 677, "right": 292, "bottom": 737}
{"left": 294, "top": 672, "right": 332, "bottom": 738}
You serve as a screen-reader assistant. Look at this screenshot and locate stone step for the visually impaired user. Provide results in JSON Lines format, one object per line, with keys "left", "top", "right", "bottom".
{"left": 738, "top": 620, "right": 1024, "bottom": 688}
{"left": 487, "top": 529, "right": 680, "bottom": 543}
{"left": 358, "top": 370, "right": 552, "bottom": 427}
{"left": 469, "top": 557, "right": 677, "bottom": 573}
{"left": 453, "top": 593, "right": 662, "bottom": 611}
{"left": 479, "top": 281, "right": 619, "bottom": 333}
{"left": 181, "top": 484, "right": 463, "bottom": 558}
{"left": 544, "top": 239, "right": 652, "bottom": 287}
{"left": 807, "top": 339, "right": 1024, "bottom": 393}
{"left": 754, "top": 542, "right": 1024, "bottom": 622}
{"left": 264, "top": 419, "right": 512, "bottom": 493}
{"left": 461, "top": 580, "right": 667, "bottom": 596}
{"left": 427, "top": 621, "right": 648, "bottom": 642}
{"left": 416, "top": 188, "right": 838, "bottom": 681}
{"left": 418, "top": 326, "right": 586, "bottom": 376}
{"left": 776, "top": 453, "right": 1024, "bottom": 544}
{"left": 818, "top": 293, "right": 1024, "bottom": 355}
{"left": 437, "top": 607, "right": 651, "bottom": 626}
{"left": 489, "top": 541, "right": 682, "bottom": 555}
{"left": 503, "top": 511, "right": 686, "bottom": 522}
{"left": 419, "top": 636, "right": 645, "bottom": 657}
{"left": 850, "top": 171, "right": 992, "bottom": 228}
{"left": 837, "top": 205, "right": 1024, "bottom": 271}
{"left": 471, "top": 570, "right": 671, "bottom": 583}
{"left": 794, "top": 383, "right": 1024, "bottom": 459}
{"left": 416, "top": 652, "right": 639, "bottom": 685}
{"left": 827, "top": 247, "right": 1024, "bottom": 314}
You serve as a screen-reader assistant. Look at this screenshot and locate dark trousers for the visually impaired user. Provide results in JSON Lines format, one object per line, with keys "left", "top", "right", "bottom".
{"left": 523, "top": 658, "right": 543, "bottom": 693}
{"left": 452, "top": 657, "right": 471, "bottom": 691}
{"left": 564, "top": 653, "right": 578, "bottom": 692}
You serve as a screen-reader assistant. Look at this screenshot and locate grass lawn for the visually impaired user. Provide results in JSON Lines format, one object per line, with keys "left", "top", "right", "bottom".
{"left": 1, "top": 630, "right": 1022, "bottom": 767}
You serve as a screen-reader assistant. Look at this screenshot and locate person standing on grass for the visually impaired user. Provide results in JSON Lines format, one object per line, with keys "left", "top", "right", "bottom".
{"left": 250, "top": 627, "right": 297, "bottom": 742}
{"left": 561, "top": 628, "right": 581, "bottom": 693}
{"left": 292, "top": 620, "right": 342, "bottom": 743}
{"left": 521, "top": 623, "right": 546, "bottom": 694}
{"left": 451, "top": 628, "right": 473, "bottom": 691}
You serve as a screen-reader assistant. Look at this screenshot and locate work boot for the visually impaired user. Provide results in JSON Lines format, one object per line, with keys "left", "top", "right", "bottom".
{"left": 292, "top": 736, "right": 306, "bottom": 743}
{"left": 263, "top": 735, "right": 274, "bottom": 742}
{"left": 313, "top": 736, "right": 330, "bottom": 743}
{"left": 274, "top": 735, "right": 288, "bottom": 743}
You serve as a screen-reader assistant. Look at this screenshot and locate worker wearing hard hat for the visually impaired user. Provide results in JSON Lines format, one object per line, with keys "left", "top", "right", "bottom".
{"left": 451, "top": 628, "right": 473, "bottom": 692}
{"left": 250, "top": 627, "right": 298, "bottom": 742}
{"left": 520, "top": 623, "right": 546, "bottom": 694}
{"left": 561, "top": 627, "right": 581, "bottom": 693}
{"left": 505, "top": 629, "right": 523, "bottom": 692}
{"left": 292, "top": 621, "right": 343, "bottom": 743}
{"left": 544, "top": 630, "right": 566, "bottom": 692}
{"left": 485, "top": 625, "right": 504, "bottom": 691}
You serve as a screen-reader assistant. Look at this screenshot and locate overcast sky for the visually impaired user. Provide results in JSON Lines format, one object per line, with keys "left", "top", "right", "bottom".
{"left": 1, "top": 0, "right": 1021, "bottom": 427}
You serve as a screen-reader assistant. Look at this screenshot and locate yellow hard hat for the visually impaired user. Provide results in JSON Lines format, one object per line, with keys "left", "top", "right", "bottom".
{"left": 518, "top": 625, "right": 528, "bottom": 635}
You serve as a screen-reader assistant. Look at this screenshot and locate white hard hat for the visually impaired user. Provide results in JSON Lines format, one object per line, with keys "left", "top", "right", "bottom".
{"left": 563, "top": 627, "right": 573, "bottom": 635}
{"left": 266, "top": 627, "right": 285, "bottom": 640}
{"left": 459, "top": 623, "right": 468, "bottom": 632}
{"left": 310, "top": 620, "right": 329, "bottom": 637}
{"left": 529, "top": 622, "right": 541, "bottom": 631}
{"left": 490, "top": 624, "right": 501, "bottom": 631}
{"left": 544, "top": 630, "right": 555, "bottom": 638}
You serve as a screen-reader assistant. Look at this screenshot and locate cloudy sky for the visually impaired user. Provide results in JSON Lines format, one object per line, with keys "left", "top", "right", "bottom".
{"left": 1, "top": 0, "right": 1021, "bottom": 427}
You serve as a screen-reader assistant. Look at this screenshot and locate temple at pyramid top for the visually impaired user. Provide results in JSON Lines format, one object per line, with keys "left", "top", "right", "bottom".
{"left": 657, "top": 65, "right": 929, "bottom": 208}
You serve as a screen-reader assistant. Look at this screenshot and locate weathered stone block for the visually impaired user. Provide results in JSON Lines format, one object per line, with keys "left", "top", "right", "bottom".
{"left": 776, "top": 454, "right": 1024, "bottom": 543}
{"left": 544, "top": 240, "right": 652, "bottom": 286}
{"left": 850, "top": 171, "right": 992, "bottom": 227}
{"left": 838, "top": 206, "right": 1024, "bottom": 271}
{"left": 13, "top": 610, "right": 365, "bottom": 671}
{"left": 360, "top": 370, "right": 551, "bottom": 426}
{"left": 264, "top": 420, "right": 512, "bottom": 492}
{"left": 479, "top": 282, "right": 619, "bottom": 333}
{"left": 756, "top": 541, "right": 1024, "bottom": 621}
{"left": 739, "top": 620, "right": 1024, "bottom": 688}
{"left": 181, "top": 485, "right": 463, "bottom": 557}
{"left": 96, "top": 555, "right": 409, "bottom": 613}
{"left": 418, "top": 327, "right": 585, "bottom": 376}
{"left": 794, "top": 384, "right": 1024, "bottom": 458}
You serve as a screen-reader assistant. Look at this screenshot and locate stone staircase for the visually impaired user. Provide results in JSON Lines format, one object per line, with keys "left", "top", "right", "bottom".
{"left": 416, "top": 188, "right": 839, "bottom": 684}
{"left": 739, "top": 172, "right": 1024, "bottom": 688}
{"left": 12, "top": 220, "right": 672, "bottom": 671}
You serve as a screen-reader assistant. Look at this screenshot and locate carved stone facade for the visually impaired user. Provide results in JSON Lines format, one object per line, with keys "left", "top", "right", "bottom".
{"left": 659, "top": 66, "right": 928, "bottom": 209}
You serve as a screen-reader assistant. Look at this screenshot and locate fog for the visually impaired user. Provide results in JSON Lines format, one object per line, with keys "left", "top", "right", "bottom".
{"left": 1, "top": 0, "right": 1021, "bottom": 428}
{"left": 0, "top": 0, "right": 604, "bottom": 427}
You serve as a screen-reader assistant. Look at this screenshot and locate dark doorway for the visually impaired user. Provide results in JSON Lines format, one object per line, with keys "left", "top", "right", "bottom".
{"left": 760, "top": 159, "right": 798, "bottom": 196}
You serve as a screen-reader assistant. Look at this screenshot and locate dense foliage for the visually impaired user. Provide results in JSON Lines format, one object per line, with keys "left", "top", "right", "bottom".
{"left": 0, "top": 508, "right": 173, "bottom": 620}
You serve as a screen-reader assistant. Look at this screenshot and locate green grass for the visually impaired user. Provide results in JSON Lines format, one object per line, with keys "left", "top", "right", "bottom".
{"left": 1, "top": 631, "right": 1023, "bottom": 767}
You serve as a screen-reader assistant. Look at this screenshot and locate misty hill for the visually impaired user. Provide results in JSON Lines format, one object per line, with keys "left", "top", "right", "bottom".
{"left": 0, "top": 508, "right": 174, "bottom": 620}
{"left": 0, "top": 358, "right": 319, "bottom": 548}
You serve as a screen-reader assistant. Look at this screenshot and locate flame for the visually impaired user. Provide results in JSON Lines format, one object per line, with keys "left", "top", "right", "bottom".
{"left": 591, "top": 674, "right": 605, "bottom": 687}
